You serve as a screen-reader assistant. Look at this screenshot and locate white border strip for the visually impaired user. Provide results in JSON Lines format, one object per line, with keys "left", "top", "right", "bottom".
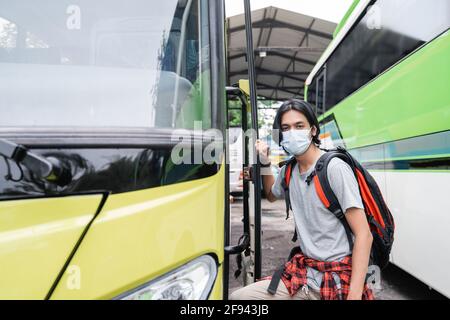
{"left": 305, "top": 0, "right": 372, "bottom": 86}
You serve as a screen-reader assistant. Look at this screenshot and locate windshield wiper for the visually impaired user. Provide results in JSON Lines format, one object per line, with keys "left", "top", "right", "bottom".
{"left": 0, "top": 138, "right": 71, "bottom": 186}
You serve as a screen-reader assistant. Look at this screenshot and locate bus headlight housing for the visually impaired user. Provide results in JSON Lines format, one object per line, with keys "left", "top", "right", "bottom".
{"left": 116, "top": 255, "right": 218, "bottom": 300}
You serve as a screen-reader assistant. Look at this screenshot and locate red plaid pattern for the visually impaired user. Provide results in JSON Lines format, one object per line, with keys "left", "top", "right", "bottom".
{"left": 280, "top": 253, "right": 375, "bottom": 300}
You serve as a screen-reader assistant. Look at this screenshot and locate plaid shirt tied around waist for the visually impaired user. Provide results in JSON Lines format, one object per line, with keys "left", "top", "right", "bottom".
{"left": 281, "top": 253, "right": 375, "bottom": 300}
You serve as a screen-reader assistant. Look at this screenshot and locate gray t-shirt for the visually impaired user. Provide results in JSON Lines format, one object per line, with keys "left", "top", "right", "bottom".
{"left": 271, "top": 151, "right": 364, "bottom": 290}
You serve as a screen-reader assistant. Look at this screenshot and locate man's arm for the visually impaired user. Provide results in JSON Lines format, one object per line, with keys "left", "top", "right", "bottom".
{"left": 255, "top": 139, "right": 279, "bottom": 202}
{"left": 262, "top": 173, "right": 277, "bottom": 202}
{"left": 345, "top": 207, "right": 373, "bottom": 300}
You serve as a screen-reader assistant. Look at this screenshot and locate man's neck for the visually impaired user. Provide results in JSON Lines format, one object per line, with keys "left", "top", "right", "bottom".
{"left": 294, "top": 144, "right": 322, "bottom": 174}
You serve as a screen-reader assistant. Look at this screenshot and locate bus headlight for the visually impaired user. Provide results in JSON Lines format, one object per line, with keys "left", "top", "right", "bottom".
{"left": 116, "top": 255, "right": 218, "bottom": 300}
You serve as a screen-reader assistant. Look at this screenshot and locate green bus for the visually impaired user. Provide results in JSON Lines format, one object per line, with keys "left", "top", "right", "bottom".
{"left": 305, "top": 0, "right": 450, "bottom": 297}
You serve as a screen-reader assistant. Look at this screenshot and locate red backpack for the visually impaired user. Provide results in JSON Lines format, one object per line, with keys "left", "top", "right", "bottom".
{"left": 280, "top": 147, "right": 395, "bottom": 269}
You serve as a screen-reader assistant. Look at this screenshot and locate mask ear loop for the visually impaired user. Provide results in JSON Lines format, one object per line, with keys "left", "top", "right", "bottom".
{"left": 2, "top": 155, "right": 24, "bottom": 182}
{"left": 309, "top": 126, "right": 319, "bottom": 146}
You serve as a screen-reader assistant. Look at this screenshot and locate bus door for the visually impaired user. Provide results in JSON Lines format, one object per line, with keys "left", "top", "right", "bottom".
{"left": 224, "top": 82, "right": 262, "bottom": 298}
{"left": 224, "top": 0, "right": 263, "bottom": 298}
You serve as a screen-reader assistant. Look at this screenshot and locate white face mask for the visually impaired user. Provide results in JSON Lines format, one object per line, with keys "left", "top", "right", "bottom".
{"left": 280, "top": 128, "right": 312, "bottom": 156}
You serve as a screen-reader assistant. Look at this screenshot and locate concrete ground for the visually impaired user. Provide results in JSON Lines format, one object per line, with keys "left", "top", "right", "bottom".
{"left": 228, "top": 198, "right": 447, "bottom": 300}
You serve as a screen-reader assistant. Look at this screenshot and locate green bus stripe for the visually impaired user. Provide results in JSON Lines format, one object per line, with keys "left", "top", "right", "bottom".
{"left": 348, "top": 130, "right": 450, "bottom": 163}
{"left": 368, "top": 169, "right": 449, "bottom": 173}
{"left": 362, "top": 157, "right": 450, "bottom": 171}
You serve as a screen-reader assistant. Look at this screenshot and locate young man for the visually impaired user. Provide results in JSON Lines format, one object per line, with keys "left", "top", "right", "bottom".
{"left": 230, "top": 99, "right": 374, "bottom": 300}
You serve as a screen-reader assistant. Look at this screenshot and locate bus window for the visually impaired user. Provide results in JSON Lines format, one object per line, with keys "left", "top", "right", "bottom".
{"left": 0, "top": 0, "right": 211, "bottom": 130}
{"left": 307, "top": 76, "right": 317, "bottom": 111}
{"left": 313, "top": 0, "right": 450, "bottom": 111}
{"left": 316, "top": 70, "right": 325, "bottom": 116}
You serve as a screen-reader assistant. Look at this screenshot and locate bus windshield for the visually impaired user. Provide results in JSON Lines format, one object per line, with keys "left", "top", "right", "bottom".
{"left": 0, "top": 0, "right": 211, "bottom": 129}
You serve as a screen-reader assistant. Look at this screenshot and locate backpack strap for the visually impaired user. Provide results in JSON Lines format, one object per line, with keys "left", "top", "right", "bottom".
{"left": 281, "top": 157, "right": 297, "bottom": 220}
{"left": 281, "top": 157, "right": 301, "bottom": 243}
{"left": 267, "top": 264, "right": 285, "bottom": 295}
{"left": 313, "top": 150, "right": 355, "bottom": 251}
{"left": 267, "top": 246, "right": 302, "bottom": 295}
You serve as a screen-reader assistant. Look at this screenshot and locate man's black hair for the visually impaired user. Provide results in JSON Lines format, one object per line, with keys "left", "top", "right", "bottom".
{"left": 272, "top": 99, "right": 321, "bottom": 146}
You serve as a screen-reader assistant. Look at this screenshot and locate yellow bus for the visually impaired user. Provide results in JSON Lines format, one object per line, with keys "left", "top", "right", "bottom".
{"left": 0, "top": 0, "right": 261, "bottom": 299}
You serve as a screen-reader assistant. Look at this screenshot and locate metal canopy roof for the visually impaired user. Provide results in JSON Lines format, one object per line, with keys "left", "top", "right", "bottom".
{"left": 227, "top": 6, "right": 336, "bottom": 100}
